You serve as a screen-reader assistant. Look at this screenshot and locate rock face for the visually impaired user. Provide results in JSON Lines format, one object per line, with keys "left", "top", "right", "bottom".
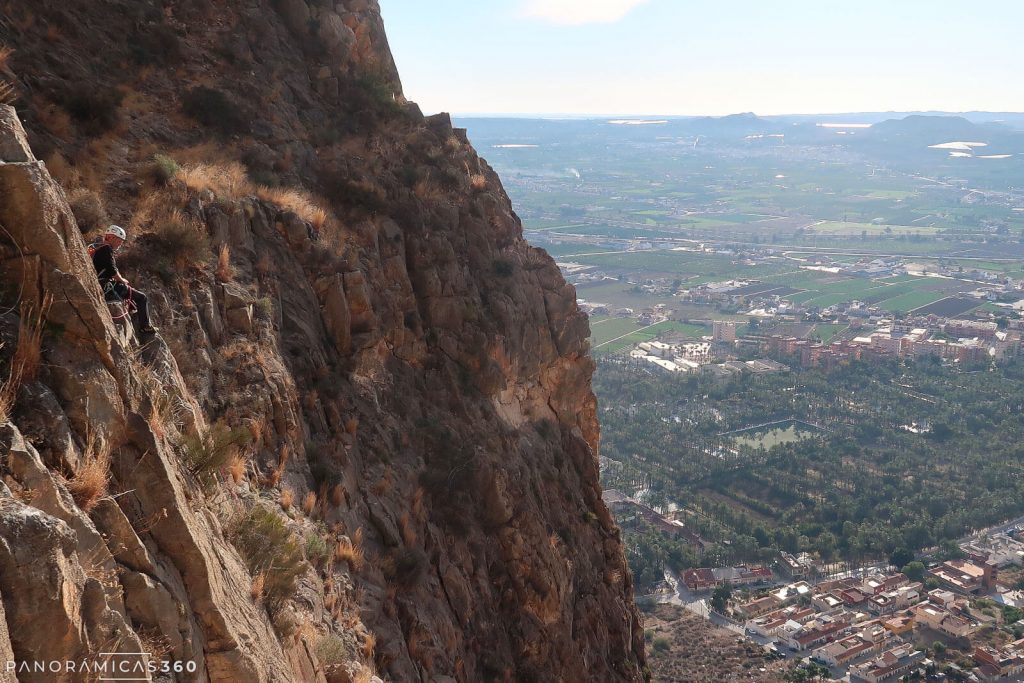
{"left": 0, "top": 1, "right": 647, "bottom": 681}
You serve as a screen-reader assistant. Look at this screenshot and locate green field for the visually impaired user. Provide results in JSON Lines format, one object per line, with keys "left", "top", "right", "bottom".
{"left": 590, "top": 319, "right": 710, "bottom": 355}
{"left": 589, "top": 317, "right": 647, "bottom": 346}
{"left": 876, "top": 290, "right": 946, "bottom": 312}
{"left": 812, "top": 323, "right": 848, "bottom": 343}
{"left": 812, "top": 221, "right": 941, "bottom": 236}
{"left": 731, "top": 424, "right": 818, "bottom": 449}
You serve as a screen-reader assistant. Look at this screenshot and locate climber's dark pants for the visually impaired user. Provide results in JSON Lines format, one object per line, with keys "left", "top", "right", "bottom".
{"left": 111, "top": 282, "right": 151, "bottom": 330}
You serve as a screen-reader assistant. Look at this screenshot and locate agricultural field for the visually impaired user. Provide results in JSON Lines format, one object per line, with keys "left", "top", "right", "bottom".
{"left": 591, "top": 320, "right": 711, "bottom": 355}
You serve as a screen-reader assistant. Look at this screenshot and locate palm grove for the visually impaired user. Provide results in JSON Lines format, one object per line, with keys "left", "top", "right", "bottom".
{"left": 595, "top": 355, "right": 1024, "bottom": 590}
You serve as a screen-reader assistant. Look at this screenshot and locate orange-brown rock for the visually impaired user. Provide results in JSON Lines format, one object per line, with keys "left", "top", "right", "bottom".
{"left": 0, "top": 0, "right": 648, "bottom": 680}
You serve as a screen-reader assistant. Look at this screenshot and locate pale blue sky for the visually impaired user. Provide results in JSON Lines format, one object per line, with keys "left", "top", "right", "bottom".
{"left": 380, "top": 0, "right": 1024, "bottom": 116}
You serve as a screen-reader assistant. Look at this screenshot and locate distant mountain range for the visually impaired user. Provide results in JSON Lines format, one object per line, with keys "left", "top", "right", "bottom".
{"left": 458, "top": 112, "right": 1024, "bottom": 163}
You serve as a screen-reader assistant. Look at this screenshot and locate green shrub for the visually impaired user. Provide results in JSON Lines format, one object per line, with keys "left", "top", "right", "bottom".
{"left": 55, "top": 83, "right": 122, "bottom": 135}
{"left": 493, "top": 259, "right": 514, "bottom": 277}
{"left": 652, "top": 637, "right": 670, "bottom": 653}
{"left": 68, "top": 188, "right": 108, "bottom": 234}
{"left": 314, "top": 635, "right": 350, "bottom": 667}
{"left": 181, "top": 422, "right": 249, "bottom": 483}
{"left": 146, "top": 213, "right": 210, "bottom": 269}
{"left": 152, "top": 154, "right": 179, "bottom": 185}
{"left": 383, "top": 547, "right": 427, "bottom": 588}
{"left": 305, "top": 530, "right": 331, "bottom": 569}
{"left": 254, "top": 297, "right": 273, "bottom": 321}
{"left": 181, "top": 86, "right": 249, "bottom": 137}
{"left": 226, "top": 505, "right": 306, "bottom": 613}
{"left": 130, "top": 24, "right": 183, "bottom": 66}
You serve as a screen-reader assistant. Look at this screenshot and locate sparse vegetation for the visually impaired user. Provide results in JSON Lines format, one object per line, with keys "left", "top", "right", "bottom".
{"left": 215, "top": 244, "right": 233, "bottom": 282}
{"left": 0, "top": 298, "right": 50, "bottom": 422}
{"left": 226, "top": 504, "right": 306, "bottom": 613}
{"left": 53, "top": 82, "right": 122, "bottom": 135}
{"left": 382, "top": 547, "right": 427, "bottom": 588}
{"left": 129, "top": 24, "right": 183, "bottom": 66}
{"left": 255, "top": 186, "right": 330, "bottom": 231}
{"left": 254, "top": 297, "right": 273, "bottom": 321}
{"left": 334, "top": 529, "right": 364, "bottom": 571}
{"left": 177, "top": 161, "right": 251, "bottom": 198}
{"left": 280, "top": 488, "right": 294, "bottom": 511}
{"left": 181, "top": 422, "right": 250, "bottom": 484}
{"left": 469, "top": 173, "right": 487, "bottom": 192}
{"left": 302, "top": 491, "right": 317, "bottom": 517}
{"left": 145, "top": 210, "right": 211, "bottom": 270}
{"left": 68, "top": 188, "right": 108, "bottom": 234}
{"left": 181, "top": 86, "right": 249, "bottom": 137}
{"left": 314, "top": 634, "right": 350, "bottom": 667}
{"left": 0, "top": 80, "right": 14, "bottom": 106}
{"left": 305, "top": 530, "right": 331, "bottom": 569}
{"left": 151, "top": 154, "right": 179, "bottom": 185}
{"left": 67, "top": 433, "right": 111, "bottom": 512}
{"left": 493, "top": 259, "right": 514, "bottom": 277}
{"left": 227, "top": 453, "right": 246, "bottom": 484}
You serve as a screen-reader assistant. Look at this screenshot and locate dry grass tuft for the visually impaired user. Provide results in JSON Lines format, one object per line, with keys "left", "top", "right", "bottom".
{"left": 255, "top": 186, "right": 331, "bottom": 231}
{"left": 1, "top": 298, "right": 50, "bottom": 422}
{"left": 176, "top": 161, "right": 250, "bottom": 198}
{"left": 0, "top": 81, "right": 15, "bottom": 106}
{"left": 399, "top": 512, "right": 417, "bottom": 547}
{"left": 370, "top": 466, "right": 392, "bottom": 497}
{"left": 174, "top": 162, "right": 334, "bottom": 234}
{"left": 13, "top": 296, "right": 48, "bottom": 384}
{"left": 67, "top": 432, "right": 111, "bottom": 512}
{"left": 361, "top": 631, "right": 376, "bottom": 661}
{"left": 68, "top": 188, "right": 108, "bottom": 233}
{"left": 411, "top": 486, "right": 426, "bottom": 523}
{"left": 228, "top": 453, "right": 246, "bottom": 484}
{"left": 413, "top": 177, "right": 445, "bottom": 204}
{"left": 301, "top": 491, "right": 316, "bottom": 517}
{"left": 280, "top": 488, "right": 294, "bottom": 511}
{"left": 334, "top": 530, "right": 364, "bottom": 571}
{"left": 215, "top": 243, "right": 233, "bottom": 281}
{"left": 136, "top": 363, "right": 180, "bottom": 440}
{"left": 344, "top": 417, "right": 358, "bottom": 435}
{"left": 469, "top": 173, "right": 487, "bottom": 192}
{"left": 135, "top": 629, "right": 172, "bottom": 667}
{"left": 250, "top": 571, "right": 266, "bottom": 602}
{"left": 0, "top": 45, "right": 12, "bottom": 72}
{"left": 144, "top": 208, "right": 211, "bottom": 270}
{"left": 330, "top": 483, "right": 344, "bottom": 508}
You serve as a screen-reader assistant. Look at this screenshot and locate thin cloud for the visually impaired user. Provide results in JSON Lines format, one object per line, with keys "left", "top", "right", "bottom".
{"left": 522, "top": 0, "right": 650, "bottom": 25}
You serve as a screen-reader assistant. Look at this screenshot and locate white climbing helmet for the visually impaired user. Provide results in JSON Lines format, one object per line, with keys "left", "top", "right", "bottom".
{"left": 105, "top": 224, "right": 127, "bottom": 240}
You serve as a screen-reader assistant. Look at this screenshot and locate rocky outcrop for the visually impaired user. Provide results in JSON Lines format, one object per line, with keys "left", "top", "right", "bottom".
{"left": 0, "top": 0, "right": 647, "bottom": 680}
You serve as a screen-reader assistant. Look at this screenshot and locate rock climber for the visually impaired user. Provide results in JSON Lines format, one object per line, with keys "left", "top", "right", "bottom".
{"left": 89, "top": 225, "right": 158, "bottom": 334}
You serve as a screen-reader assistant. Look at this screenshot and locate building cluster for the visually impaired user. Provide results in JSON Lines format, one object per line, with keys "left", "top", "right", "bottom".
{"left": 630, "top": 339, "right": 713, "bottom": 373}
{"left": 628, "top": 336, "right": 789, "bottom": 376}
{"left": 601, "top": 489, "right": 706, "bottom": 549}
{"left": 725, "top": 556, "right": 1022, "bottom": 682}
{"left": 765, "top": 318, "right": 1022, "bottom": 369}
{"left": 681, "top": 565, "right": 773, "bottom": 592}
{"left": 974, "top": 638, "right": 1024, "bottom": 681}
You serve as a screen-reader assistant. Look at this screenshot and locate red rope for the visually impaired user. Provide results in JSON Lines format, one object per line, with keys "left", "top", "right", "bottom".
{"left": 108, "top": 283, "right": 137, "bottom": 321}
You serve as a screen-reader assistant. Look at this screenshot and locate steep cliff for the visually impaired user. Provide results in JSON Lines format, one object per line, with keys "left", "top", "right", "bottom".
{"left": 0, "top": 1, "right": 646, "bottom": 681}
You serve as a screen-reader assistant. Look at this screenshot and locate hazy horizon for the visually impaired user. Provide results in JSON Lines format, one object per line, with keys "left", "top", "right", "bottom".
{"left": 448, "top": 110, "right": 1024, "bottom": 119}
{"left": 382, "top": 0, "right": 1024, "bottom": 116}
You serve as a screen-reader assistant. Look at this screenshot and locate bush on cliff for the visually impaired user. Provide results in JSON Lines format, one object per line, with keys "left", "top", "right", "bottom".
{"left": 227, "top": 504, "right": 306, "bottom": 614}
{"left": 182, "top": 86, "right": 249, "bottom": 137}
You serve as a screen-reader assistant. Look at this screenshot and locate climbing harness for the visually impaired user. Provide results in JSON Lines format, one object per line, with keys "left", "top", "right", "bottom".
{"left": 103, "top": 281, "right": 138, "bottom": 321}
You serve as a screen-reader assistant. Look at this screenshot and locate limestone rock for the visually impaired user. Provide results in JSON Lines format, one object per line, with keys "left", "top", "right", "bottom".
{"left": 318, "top": 12, "right": 356, "bottom": 59}
{"left": 0, "top": 104, "right": 34, "bottom": 163}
